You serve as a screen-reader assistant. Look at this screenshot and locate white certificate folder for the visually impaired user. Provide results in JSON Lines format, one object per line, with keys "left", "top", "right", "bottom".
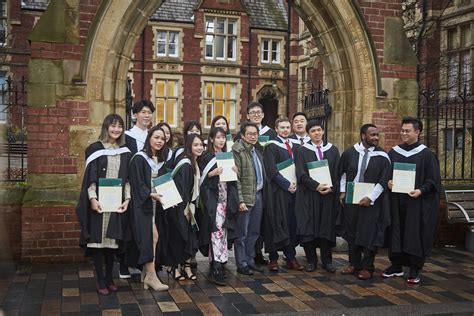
{"left": 98, "top": 178, "right": 122, "bottom": 212}
{"left": 152, "top": 172, "right": 183, "bottom": 210}
{"left": 392, "top": 162, "right": 416, "bottom": 194}
{"left": 345, "top": 182, "right": 375, "bottom": 204}
{"left": 307, "top": 159, "right": 333, "bottom": 187}
{"left": 277, "top": 159, "right": 296, "bottom": 184}
{"left": 216, "top": 152, "right": 238, "bottom": 182}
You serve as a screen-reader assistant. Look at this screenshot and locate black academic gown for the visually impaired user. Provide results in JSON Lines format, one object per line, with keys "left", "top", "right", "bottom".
{"left": 125, "top": 134, "right": 139, "bottom": 155}
{"left": 76, "top": 142, "right": 131, "bottom": 254}
{"left": 196, "top": 152, "right": 239, "bottom": 256}
{"left": 338, "top": 145, "right": 391, "bottom": 250}
{"left": 388, "top": 142, "right": 441, "bottom": 258}
{"left": 128, "top": 153, "right": 167, "bottom": 266}
{"left": 263, "top": 139, "right": 299, "bottom": 253}
{"left": 156, "top": 157, "right": 198, "bottom": 266}
{"left": 295, "top": 143, "right": 340, "bottom": 245}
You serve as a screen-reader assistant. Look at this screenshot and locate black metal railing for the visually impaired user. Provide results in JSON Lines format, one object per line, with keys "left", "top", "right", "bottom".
{"left": 303, "top": 88, "right": 331, "bottom": 142}
{"left": 1, "top": 76, "right": 27, "bottom": 181}
{"left": 418, "top": 86, "right": 473, "bottom": 181}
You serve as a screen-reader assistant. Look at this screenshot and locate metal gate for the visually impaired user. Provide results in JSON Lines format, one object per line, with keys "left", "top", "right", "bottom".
{"left": 303, "top": 88, "right": 331, "bottom": 143}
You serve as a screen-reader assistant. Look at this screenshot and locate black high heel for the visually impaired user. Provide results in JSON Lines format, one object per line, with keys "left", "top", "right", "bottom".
{"left": 182, "top": 262, "right": 197, "bottom": 280}
{"left": 167, "top": 267, "right": 185, "bottom": 281}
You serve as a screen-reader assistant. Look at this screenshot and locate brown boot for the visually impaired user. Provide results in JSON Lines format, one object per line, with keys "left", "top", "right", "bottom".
{"left": 341, "top": 266, "right": 356, "bottom": 275}
{"left": 287, "top": 259, "right": 304, "bottom": 271}
{"left": 357, "top": 269, "right": 373, "bottom": 280}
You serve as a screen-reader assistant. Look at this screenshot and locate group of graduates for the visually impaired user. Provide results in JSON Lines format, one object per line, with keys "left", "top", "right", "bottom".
{"left": 76, "top": 99, "right": 441, "bottom": 296}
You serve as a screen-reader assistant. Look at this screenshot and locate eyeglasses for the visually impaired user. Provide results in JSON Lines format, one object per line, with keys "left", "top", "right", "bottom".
{"left": 244, "top": 132, "right": 258, "bottom": 137}
{"left": 248, "top": 111, "right": 263, "bottom": 116}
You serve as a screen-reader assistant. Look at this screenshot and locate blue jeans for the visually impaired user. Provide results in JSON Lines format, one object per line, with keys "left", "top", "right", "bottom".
{"left": 234, "top": 191, "right": 263, "bottom": 268}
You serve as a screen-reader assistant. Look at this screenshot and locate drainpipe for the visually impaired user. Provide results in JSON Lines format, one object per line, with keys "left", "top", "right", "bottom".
{"left": 286, "top": 0, "right": 291, "bottom": 117}
{"left": 247, "top": 27, "right": 252, "bottom": 107}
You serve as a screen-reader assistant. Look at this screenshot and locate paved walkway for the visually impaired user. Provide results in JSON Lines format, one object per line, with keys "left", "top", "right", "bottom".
{"left": 1, "top": 247, "right": 473, "bottom": 315}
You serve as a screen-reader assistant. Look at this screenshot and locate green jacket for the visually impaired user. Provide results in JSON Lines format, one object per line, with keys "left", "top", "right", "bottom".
{"left": 232, "top": 139, "right": 265, "bottom": 207}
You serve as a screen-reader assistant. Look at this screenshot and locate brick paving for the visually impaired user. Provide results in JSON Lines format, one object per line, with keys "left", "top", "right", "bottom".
{"left": 1, "top": 247, "right": 474, "bottom": 315}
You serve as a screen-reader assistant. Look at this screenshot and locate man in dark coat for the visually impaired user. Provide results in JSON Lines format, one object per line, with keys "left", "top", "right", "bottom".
{"left": 263, "top": 117, "right": 304, "bottom": 271}
{"left": 338, "top": 124, "right": 391, "bottom": 280}
{"left": 382, "top": 117, "right": 441, "bottom": 285}
{"left": 295, "top": 119, "right": 340, "bottom": 273}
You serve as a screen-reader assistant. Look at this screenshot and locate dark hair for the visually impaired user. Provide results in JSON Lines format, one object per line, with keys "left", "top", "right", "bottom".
{"left": 211, "top": 115, "right": 230, "bottom": 132}
{"left": 184, "top": 133, "right": 203, "bottom": 173}
{"left": 275, "top": 116, "right": 291, "bottom": 128}
{"left": 292, "top": 111, "right": 307, "bottom": 121}
{"left": 305, "top": 119, "right": 324, "bottom": 133}
{"left": 183, "top": 120, "right": 202, "bottom": 136}
{"left": 132, "top": 99, "right": 155, "bottom": 114}
{"left": 98, "top": 114, "right": 125, "bottom": 146}
{"left": 240, "top": 121, "right": 259, "bottom": 135}
{"left": 207, "top": 127, "right": 227, "bottom": 153}
{"left": 143, "top": 125, "right": 167, "bottom": 161}
{"left": 246, "top": 101, "right": 263, "bottom": 114}
{"left": 402, "top": 117, "right": 423, "bottom": 132}
{"left": 360, "top": 123, "right": 377, "bottom": 137}
{"left": 156, "top": 122, "right": 173, "bottom": 147}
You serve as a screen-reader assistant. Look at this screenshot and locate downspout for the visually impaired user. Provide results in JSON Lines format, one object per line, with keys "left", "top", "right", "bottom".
{"left": 286, "top": 0, "right": 291, "bottom": 117}
{"left": 141, "top": 29, "right": 146, "bottom": 100}
{"left": 247, "top": 27, "right": 252, "bottom": 105}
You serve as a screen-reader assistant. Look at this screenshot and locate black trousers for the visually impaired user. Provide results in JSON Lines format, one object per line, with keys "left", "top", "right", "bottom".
{"left": 347, "top": 240, "right": 376, "bottom": 272}
{"left": 303, "top": 238, "right": 332, "bottom": 265}
{"left": 90, "top": 248, "right": 116, "bottom": 286}
{"left": 389, "top": 251, "right": 425, "bottom": 270}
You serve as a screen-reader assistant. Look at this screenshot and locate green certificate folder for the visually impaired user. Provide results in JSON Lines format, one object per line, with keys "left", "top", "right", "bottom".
{"left": 98, "top": 178, "right": 122, "bottom": 212}
{"left": 216, "top": 151, "right": 237, "bottom": 182}
{"left": 258, "top": 135, "right": 270, "bottom": 146}
{"left": 345, "top": 182, "right": 375, "bottom": 204}
{"left": 392, "top": 162, "right": 416, "bottom": 194}
{"left": 152, "top": 172, "right": 183, "bottom": 210}
{"left": 277, "top": 158, "right": 296, "bottom": 184}
{"left": 307, "top": 159, "right": 332, "bottom": 187}
{"left": 226, "top": 134, "right": 234, "bottom": 152}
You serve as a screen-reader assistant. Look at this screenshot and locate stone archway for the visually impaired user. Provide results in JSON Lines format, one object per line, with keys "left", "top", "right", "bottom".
{"left": 81, "top": 0, "right": 379, "bottom": 149}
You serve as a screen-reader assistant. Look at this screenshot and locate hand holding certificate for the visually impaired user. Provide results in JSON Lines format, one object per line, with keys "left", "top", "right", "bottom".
{"left": 216, "top": 152, "right": 238, "bottom": 182}
{"left": 98, "top": 178, "right": 122, "bottom": 212}
{"left": 392, "top": 162, "right": 416, "bottom": 194}
{"left": 277, "top": 159, "right": 297, "bottom": 184}
{"left": 345, "top": 182, "right": 375, "bottom": 204}
{"left": 153, "top": 172, "right": 183, "bottom": 210}
{"left": 307, "top": 159, "right": 333, "bottom": 187}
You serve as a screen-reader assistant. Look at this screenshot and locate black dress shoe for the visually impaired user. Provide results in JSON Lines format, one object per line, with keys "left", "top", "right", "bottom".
{"left": 237, "top": 266, "right": 254, "bottom": 275}
{"left": 255, "top": 254, "right": 269, "bottom": 265}
{"left": 305, "top": 263, "right": 316, "bottom": 272}
{"left": 248, "top": 264, "right": 264, "bottom": 272}
{"left": 322, "top": 263, "right": 336, "bottom": 273}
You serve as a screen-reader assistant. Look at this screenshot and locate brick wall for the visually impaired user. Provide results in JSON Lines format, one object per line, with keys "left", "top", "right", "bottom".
{"left": 21, "top": 205, "right": 84, "bottom": 263}
{"left": 372, "top": 111, "right": 401, "bottom": 151}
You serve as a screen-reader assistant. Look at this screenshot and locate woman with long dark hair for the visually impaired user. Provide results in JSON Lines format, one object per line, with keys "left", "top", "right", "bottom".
{"left": 76, "top": 114, "right": 131, "bottom": 295}
{"left": 156, "top": 122, "right": 174, "bottom": 162}
{"left": 198, "top": 127, "right": 239, "bottom": 285}
{"left": 129, "top": 125, "right": 169, "bottom": 291}
{"left": 158, "top": 133, "right": 203, "bottom": 281}
{"left": 171, "top": 120, "right": 202, "bottom": 166}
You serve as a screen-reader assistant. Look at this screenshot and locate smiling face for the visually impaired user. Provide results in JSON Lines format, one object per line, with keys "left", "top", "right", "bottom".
{"left": 135, "top": 106, "right": 153, "bottom": 130}
{"left": 214, "top": 118, "right": 228, "bottom": 132}
{"left": 211, "top": 132, "right": 226, "bottom": 152}
{"left": 292, "top": 114, "right": 307, "bottom": 136}
{"left": 160, "top": 124, "right": 171, "bottom": 143}
{"left": 401, "top": 123, "right": 420, "bottom": 145}
{"left": 191, "top": 137, "right": 204, "bottom": 157}
{"left": 276, "top": 121, "right": 291, "bottom": 139}
{"left": 149, "top": 129, "right": 166, "bottom": 155}
{"left": 362, "top": 126, "right": 379, "bottom": 148}
{"left": 247, "top": 107, "right": 264, "bottom": 125}
{"left": 107, "top": 121, "right": 123, "bottom": 144}
{"left": 308, "top": 125, "right": 324, "bottom": 145}
{"left": 242, "top": 125, "right": 259, "bottom": 145}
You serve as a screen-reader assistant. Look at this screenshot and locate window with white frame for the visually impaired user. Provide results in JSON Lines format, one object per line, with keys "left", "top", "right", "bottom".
{"left": 155, "top": 79, "right": 179, "bottom": 127}
{"left": 446, "top": 24, "right": 472, "bottom": 99}
{"left": 261, "top": 39, "right": 281, "bottom": 64}
{"left": 0, "top": 73, "right": 7, "bottom": 123}
{"left": 0, "top": 0, "right": 7, "bottom": 46}
{"left": 205, "top": 16, "right": 237, "bottom": 61}
{"left": 156, "top": 30, "right": 179, "bottom": 57}
{"left": 203, "top": 82, "right": 236, "bottom": 128}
